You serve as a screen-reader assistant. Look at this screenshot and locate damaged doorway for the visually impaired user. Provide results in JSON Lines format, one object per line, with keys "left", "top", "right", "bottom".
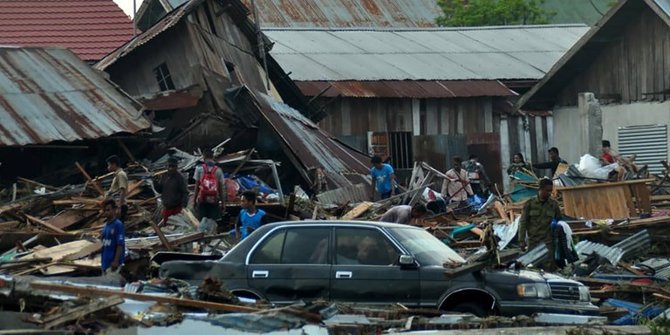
{"left": 367, "top": 132, "right": 413, "bottom": 169}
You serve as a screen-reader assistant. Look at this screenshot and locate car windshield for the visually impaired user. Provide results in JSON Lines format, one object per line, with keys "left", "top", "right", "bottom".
{"left": 388, "top": 227, "right": 466, "bottom": 266}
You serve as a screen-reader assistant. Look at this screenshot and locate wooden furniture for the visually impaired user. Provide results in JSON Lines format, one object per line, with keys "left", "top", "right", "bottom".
{"left": 558, "top": 179, "right": 653, "bottom": 219}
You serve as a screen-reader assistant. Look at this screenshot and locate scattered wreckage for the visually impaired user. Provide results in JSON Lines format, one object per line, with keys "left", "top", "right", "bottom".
{"left": 2, "top": 152, "right": 670, "bottom": 333}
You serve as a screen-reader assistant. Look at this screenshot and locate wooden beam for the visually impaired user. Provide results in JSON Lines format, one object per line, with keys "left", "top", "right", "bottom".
{"left": 30, "top": 282, "right": 260, "bottom": 313}
{"left": 340, "top": 202, "right": 373, "bottom": 220}
{"left": 43, "top": 296, "right": 124, "bottom": 329}
{"left": 149, "top": 220, "right": 173, "bottom": 251}
{"left": 75, "top": 162, "right": 105, "bottom": 196}
{"left": 117, "top": 139, "right": 136, "bottom": 163}
{"left": 25, "top": 214, "right": 67, "bottom": 234}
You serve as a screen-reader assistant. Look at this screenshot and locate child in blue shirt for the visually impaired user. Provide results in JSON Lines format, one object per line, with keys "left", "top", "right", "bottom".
{"left": 239, "top": 191, "right": 267, "bottom": 239}
{"left": 101, "top": 199, "right": 125, "bottom": 274}
{"left": 370, "top": 156, "right": 396, "bottom": 200}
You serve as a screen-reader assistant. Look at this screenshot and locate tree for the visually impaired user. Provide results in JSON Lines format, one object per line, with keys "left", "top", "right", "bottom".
{"left": 436, "top": 0, "right": 555, "bottom": 27}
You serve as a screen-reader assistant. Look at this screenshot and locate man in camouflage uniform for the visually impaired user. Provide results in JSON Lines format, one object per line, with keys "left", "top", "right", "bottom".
{"left": 519, "top": 178, "right": 562, "bottom": 269}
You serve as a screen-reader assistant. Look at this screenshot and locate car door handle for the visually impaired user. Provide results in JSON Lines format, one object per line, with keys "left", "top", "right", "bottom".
{"left": 252, "top": 270, "right": 269, "bottom": 278}
{"left": 335, "top": 271, "right": 352, "bottom": 279}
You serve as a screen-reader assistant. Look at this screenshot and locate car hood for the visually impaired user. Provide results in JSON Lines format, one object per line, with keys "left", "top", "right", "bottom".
{"left": 486, "top": 268, "right": 583, "bottom": 286}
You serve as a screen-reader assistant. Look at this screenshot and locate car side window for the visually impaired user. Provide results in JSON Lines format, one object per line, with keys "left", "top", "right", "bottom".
{"left": 335, "top": 228, "right": 399, "bottom": 266}
{"left": 281, "top": 228, "right": 331, "bottom": 264}
{"left": 250, "top": 229, "right": 286, "bottom": 264}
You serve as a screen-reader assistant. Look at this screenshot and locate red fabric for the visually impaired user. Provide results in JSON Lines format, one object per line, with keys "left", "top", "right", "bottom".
{"left": 0, "top": 0, "right": 134, "bottom": 61}
{"left": 162, "top": 207, "right": 183, "bottom": 223}
{"left": 602, "top": 153, "right": 615, "bottom": 164}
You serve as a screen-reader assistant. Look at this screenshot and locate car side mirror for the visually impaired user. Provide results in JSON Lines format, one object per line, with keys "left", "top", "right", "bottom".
{"left": 399, "top": 255, "right": 416, "bottom": 266}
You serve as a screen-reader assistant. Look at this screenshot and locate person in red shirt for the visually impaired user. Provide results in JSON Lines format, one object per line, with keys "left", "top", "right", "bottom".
{"left": 601, "top": 140, "right": 617, "bottom": 165}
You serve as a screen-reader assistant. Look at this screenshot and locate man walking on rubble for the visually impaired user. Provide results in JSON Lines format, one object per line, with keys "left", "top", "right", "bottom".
{"left": 101, "top": 199, "right": 125, "bottom": 275}
{"left": 105, "top": 155, "right": 129, "bottom": 223}
{"left": 238, "top": 190, "right": 267, "bottom": 239}
{"left": 156, "top": 157, "right": 189, "bottom": 224}
{"left": 519, "top": 178, "right": 562, "bottom": 270}
{"left": 370, "top": 156, "right": 396, "bottom": 200}
{"left": 462, "top": 154, "right": 490, "bottom": 197}
{"left": 193, "top": 149, "right": 226, "bottom": 222}
{"left": 380, "top": 203, "right": 428, "bottom": 225}
{"left": 442, "top": 156, "right": 473, "bottom": 206}
{"left": 533, "top": 147, "right": 567, "bottom": 177}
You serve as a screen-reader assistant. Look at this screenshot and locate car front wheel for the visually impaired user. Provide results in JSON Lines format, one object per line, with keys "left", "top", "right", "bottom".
{"left": 448, "top": 302, "right": 489, "bottom": 317}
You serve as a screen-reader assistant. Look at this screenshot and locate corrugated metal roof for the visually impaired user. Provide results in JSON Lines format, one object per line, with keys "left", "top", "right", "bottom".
{"left": 265, "top": 25, "right": 589, "bottom": 81}
{"left": 140, "top": 0, "right": 442, "bottom": 28}
{"left": 295, "top": 80, "right": 516, "bottom": 98}
{"left": 239, "top": 88, "right": 370, "bottom": 188}
{"left": 95, "top": 0, "right": 196, "bottom": 71}
{"left": 0, "top": 46, "right": 149, "bottom": 147}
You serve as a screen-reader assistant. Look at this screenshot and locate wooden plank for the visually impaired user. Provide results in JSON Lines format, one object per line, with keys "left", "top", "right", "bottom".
{"left": 75, "top": 162, "right": 105, "bottom": 196}
{"left": 182, "top": 208, "right": 200, "bottom": 229}
{"left": 493, "top": 201, "right": 511, "bottom": 225}
{"left": 556, "top": 178, "right": 655, "bottom": 191}
{"left": 25, "top": 215, "right": 67, "bottom": 234}
{"left": 46, "top": 210, "right": 98, "bottom": 230}
{"left": 31, "top": 282, "right": 260, "bottom": 313}
{"left": 340, "top": 202, "right": 373, "bottom": 220}
{"left": 43, "top": 296, "right": 124, "bottom": 329}
{"left": 22, "top": 240, "right": 101, "bottom": 262}
{"left": 453, "top": 221, "right": 484, "bottom": 237}
{"left": 149, "top": 220, "right": 173, "bottom": 251}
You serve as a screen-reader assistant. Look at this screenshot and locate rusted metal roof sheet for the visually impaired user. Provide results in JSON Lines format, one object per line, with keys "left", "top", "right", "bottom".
{"left": 295, "top": 80, "right": 516, "bottom": 98}
{"left": 265, "top": 25, "right": 589, "bottom": 81}
{"left": 0, "top": 46, "right": 149, "bottom": 147}
{"left": 140, "top": 0, "right": 442, "bottom": 28}
{"left": 235, "top": 88, "right": 370, "bottom": 188}
{"left": 95, "top": 0, "right": 197, "bottom": 71}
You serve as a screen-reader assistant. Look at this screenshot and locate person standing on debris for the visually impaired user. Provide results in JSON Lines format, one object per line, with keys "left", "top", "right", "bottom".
{"left": 462, "top": 154, "right": 490, "bottom": 197}
{"left": 311, "top": 166, "right": 328, "bottom": 196}
{"left": 442, "top": 156, "right": 473, "bottom": 204}
{"left": 193, "top": 149, "right": 226, "bottom": 221}
{"left": 238, "top": 190, "right": 267, "bottom": 239}
{"left": 533, "top": 147, "right": 567, "bottom": 177}
{"left": 156, "top": 157, "right": 189, "bottom": 223}
{"left": 101, "top": 199, "right": 125, "bottom": 275}
{"left": 519, "top": 178, "right": 562, "bottom": 268}
{"left": 105, "top": 155, "right": 129, "bottom": 222}
{"left": 507, "top": 153, "right": 530, "bottom": 176}
{"left": 370, "top": 156, "right": 396, "bottom": 200}
{"left": 601, "top": 140, "right": 617, "bottom": 165}
{"left": 380, "top": 203, "right": 428, "bottom": 225}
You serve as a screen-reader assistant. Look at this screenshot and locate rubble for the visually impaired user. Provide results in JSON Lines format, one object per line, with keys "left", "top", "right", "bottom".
{"left": 3, "top": 148, "right": 670, "bottom": 335}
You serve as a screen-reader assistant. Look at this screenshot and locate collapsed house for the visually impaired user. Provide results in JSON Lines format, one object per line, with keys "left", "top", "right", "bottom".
{"left": 95, "top": 0, "right": 371, "bottom": 193}
{"left": 132, "top": 0, "right": 593, "bottom": 191}
{"left": 0, "top": 46, "right": 150, "bottom": 186}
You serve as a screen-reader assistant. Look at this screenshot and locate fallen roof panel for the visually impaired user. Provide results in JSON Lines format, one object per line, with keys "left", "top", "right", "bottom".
{"left": 0, "top": 47, "right": 149, "bottom": 146}
{"left": 234, "top": 87, "right": 370, "bottom": 188}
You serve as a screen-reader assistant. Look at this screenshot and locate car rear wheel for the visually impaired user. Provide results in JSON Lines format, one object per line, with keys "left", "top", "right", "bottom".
{"left": 449, "top": 302, "right": 489, "bottom": 317}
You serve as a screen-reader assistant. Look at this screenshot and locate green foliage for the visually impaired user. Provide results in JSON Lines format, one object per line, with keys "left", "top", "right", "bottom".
{"left": 436, "top": 0, "right": 556, "bottom": 27}
{"left": 648, "top": 314, "right": 670, "bottom": 335}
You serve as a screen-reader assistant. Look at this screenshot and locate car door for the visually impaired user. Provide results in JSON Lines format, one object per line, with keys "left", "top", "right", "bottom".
{"left": 247, "top": 226, "right": 331, "bottom": 304}
{"left": 330, "top": 227, "right": 420, "bottom": 305}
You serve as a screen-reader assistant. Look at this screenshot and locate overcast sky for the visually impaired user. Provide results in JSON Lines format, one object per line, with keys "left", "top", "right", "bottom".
{"left": 114, "top": 0, "right": 145, "bottom": 18}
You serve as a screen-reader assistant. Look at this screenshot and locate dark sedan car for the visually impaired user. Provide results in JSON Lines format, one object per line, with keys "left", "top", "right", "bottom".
{"left": 160, "top": 221, "right": 598, "bottom": 316}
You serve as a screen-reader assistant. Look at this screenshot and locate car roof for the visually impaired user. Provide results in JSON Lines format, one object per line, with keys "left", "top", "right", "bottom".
{"left": 262, "top": 220, "right": 420, "bottom": 230}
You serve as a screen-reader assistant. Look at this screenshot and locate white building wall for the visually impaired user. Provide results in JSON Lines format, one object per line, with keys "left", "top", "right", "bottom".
{"left": 600, "top": 101, "right": 670, "bottom": 157}
{"left": 551, "top": 106, "right": 583, "bottom": 164}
